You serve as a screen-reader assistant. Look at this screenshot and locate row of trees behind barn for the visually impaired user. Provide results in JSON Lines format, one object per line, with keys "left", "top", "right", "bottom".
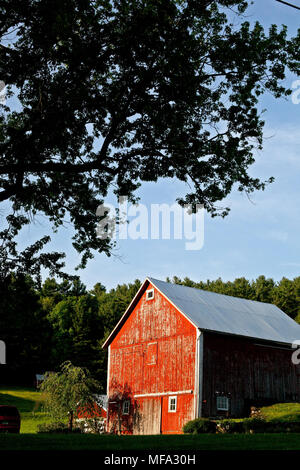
{"left": 0, "top": 274, "right": 299, "bottom": 387}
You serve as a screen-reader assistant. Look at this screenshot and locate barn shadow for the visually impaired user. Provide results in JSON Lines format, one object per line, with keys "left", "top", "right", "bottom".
{"left": 0, "top": 392, "right": 39, "bottom": 413}
{"left": 108, "top": 379, "right": 142, "bottom": 434}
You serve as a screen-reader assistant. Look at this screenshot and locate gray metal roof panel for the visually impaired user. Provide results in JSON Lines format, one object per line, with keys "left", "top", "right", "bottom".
{"left": 149, "top": 277, "right": 300, "bottom": 345}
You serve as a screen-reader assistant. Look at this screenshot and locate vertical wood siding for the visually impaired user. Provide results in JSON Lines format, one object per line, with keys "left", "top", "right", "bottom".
{"left": 108, "top": 282, "right": 197, "bottom": 434}
{"left": 202, "top": 332, "right": 300, "bottom": 418}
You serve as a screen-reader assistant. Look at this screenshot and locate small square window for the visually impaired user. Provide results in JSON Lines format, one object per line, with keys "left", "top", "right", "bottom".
{"left": 216, "top": 396, "right": 229, "bottom": 411}
{"left": 168, "top": 396, "right": 177, "bottom": 413}
{"left": 146, "top": 289, "right": 154, "bottom": 301}
{"left": 122, "top": 400, "right": 130, "bottom": 415}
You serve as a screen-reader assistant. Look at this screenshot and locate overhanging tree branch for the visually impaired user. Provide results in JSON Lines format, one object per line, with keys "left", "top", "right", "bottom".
{"left": 275, "top": 0, "right": 300, "bottom": 10}
{"left": 0, "top": 0, "right": 299, "bottom": 276}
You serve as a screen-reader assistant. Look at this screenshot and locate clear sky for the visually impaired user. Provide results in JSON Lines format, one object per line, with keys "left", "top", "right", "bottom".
{"left": 13, "top": 0, "right": 300, "bottom": 290}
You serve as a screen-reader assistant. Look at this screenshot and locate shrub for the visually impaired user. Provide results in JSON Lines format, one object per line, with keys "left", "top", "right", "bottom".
{"left": 242, "top": 417, "right": 267, "bottom": 433}
{"left": 183, "top": 415, "right": 300, "bottom": 435}
{"left": 266, "top": 421, "right": 300, "bottom": 433}
{"left": 183, "top": 418, "right": 216, "bottom": 434}
{"left": 216, "top": 419, "right": 244, "bottom": 434}
{"left": 37, "top": 422, "right": 82, "bottom": 434}
{"left": 77, "top": 417, "right": 106, "bottom": 434}
{"left": 281, "top": 421, "right": 300, "bottom": 433}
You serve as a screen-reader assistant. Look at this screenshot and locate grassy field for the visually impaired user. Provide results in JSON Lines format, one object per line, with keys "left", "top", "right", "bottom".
{"left": 0, "top": 433, "right": 300, "bottom": 451}
{"left": 1, "top": 386, "right": 300, "bottom": 450}
{"left": 0, "top": 385, "right": 52, "bottom": 433}
{"left": 261, "top": 403, "right": 300, "bottom": 422}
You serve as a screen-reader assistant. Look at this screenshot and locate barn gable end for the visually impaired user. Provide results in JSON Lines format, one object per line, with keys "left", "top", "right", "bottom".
{"left": 106, "top": 280, "right": 197, "bottom": 434}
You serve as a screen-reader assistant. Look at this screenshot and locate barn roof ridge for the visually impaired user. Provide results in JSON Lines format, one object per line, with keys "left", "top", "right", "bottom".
{"left": 103, "top": 276, "right": 300, "bottom": 348}
{"left": 147, "top": 277, "right": 275, "bottom": 307}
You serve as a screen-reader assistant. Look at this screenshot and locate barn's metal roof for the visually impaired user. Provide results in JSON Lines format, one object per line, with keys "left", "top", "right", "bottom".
{"left": 95, "top": 394, "right": 108, "bottom": 410}
{"left": 148, "top": 277, "right": 300, "bottom": 345}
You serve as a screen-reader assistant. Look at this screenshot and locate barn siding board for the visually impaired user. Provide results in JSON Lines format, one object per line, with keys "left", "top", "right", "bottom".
{"left": 108, "top": 282, "right": 197, "bottom": 434}
{"left": 133, "top": 397, "right": 161, "bottom": 435}
{"left": 161, "top": 393, "right": 194, "bottom": 434}
{"left": 202, "top": 333, "right": 299, "bottom": 418}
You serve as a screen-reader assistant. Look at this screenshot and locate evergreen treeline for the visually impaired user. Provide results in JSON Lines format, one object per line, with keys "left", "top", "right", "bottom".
{"left": 0, "top": 274, "right": 141, "bottom": 387}
{"left": 0, "top": 274, "right": 299, "bottom": 387}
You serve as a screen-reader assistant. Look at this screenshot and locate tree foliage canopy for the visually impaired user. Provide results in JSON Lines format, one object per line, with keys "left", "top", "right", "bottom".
{"left": 40, "top": 360, "right": 102, "bottom": 430}
{"left": 0, "top": 0, "right": 299, "bottom": 276}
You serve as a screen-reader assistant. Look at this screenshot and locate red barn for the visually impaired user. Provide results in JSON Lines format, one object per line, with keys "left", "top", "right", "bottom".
{"left": 77, "top": 395, "right": 108, "bottom": 420}
{"left": 103, "top": 277, "right": 300, "bottom": 434}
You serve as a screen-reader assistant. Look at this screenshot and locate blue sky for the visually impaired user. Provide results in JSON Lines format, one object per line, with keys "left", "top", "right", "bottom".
{"left": 13, "top": 0, "right": 300, "bottom": 290}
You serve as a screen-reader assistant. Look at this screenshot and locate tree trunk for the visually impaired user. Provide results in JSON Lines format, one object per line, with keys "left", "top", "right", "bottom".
{"left": 68, "top": 411, "right": 73, "bottom": 432}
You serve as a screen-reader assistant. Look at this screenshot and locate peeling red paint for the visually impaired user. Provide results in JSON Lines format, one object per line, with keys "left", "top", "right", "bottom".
{"left": 107, "top": 281, "right": 196, "bottom": 434}
{"left": 77, "top": 403, "right": 107, "bottom": 419}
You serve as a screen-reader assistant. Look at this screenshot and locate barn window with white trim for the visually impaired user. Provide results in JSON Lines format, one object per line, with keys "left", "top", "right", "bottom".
{"left": 146, "top": 289, "right": 154, "bottom": 300}
{"left": 216, "top": 396, "right": 229, "bottom": 411}
{"left": 168, "top": 396, "right": 177, "bottom": 412}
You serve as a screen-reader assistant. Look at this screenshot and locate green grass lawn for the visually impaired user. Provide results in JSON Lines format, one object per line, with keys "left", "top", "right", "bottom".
{"left": 261, "top": 403, "right": 300, "bottom": 422}
{"left": 0, "top": 433, "right": 300, "bottom": 451}
{"left": 1, "top": 386, "right": 300, "bottom": 450}
{"left": 0, "top": 385, "right": 52, "bottom": 433}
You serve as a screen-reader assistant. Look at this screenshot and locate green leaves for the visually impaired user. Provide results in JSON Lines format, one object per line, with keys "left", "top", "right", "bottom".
{"left": 40, "top": 361, "right": 102, "bottom": 429}
{"left": 0, "top": 0, "right": 299, "bottom": 274}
